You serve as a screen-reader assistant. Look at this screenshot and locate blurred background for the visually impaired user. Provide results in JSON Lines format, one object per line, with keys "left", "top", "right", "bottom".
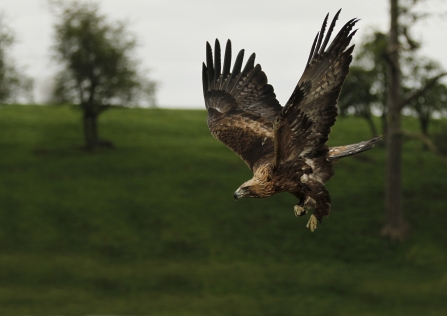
{"left": 0, "top": 0, "right": 447, "bottom": 314}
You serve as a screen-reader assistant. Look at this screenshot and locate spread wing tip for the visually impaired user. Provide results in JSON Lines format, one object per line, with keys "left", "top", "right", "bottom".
{"left": 305, "top": 10, "right": 359, "bottom": 69}
{"left": 206, "top": 42, "right": 214, "bottom": 89}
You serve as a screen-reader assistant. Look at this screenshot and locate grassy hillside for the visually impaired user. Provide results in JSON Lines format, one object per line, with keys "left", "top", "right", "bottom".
{"left": 0, "top": 105, "right": 446, "bottom": 315}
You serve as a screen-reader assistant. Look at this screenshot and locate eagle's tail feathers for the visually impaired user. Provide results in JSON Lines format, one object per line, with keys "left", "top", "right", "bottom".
{"left": 327, "top": 136, "right": 382, "bottom": 160}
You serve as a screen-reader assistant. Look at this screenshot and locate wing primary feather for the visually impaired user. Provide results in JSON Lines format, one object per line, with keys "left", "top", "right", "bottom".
{"left": 306, "top": 33, "right": 319, "bottom": 67}
{"left": 221, "top": 40, "right": 232, "bottom": 88}
{"left": 242, "top": 52, "right": 256, "bottom": 74}
{"left": 232, "top": 49, "right": 245, "bottom": 76}
{"left": 319, "top": 8, "right": 341, "bottom": 54}
{"left": 229, "top": 52, "right": 256, "bottom": 95}
{"left": 327, "top": 18, "right": 358, "bottom": 54}
{"left": 202, "top": 35, "right": 285, "bottom": 170}
{"left": 314, "top": 13, "right": 329, "bottom": 55}
{"left": 224, "top": 49, "right": 245, "bottom": 91}
{"left": 214, "top": 39, "right": 221, "bottom": 84}
{"left": 206, "top": 42, "right": 214, "bottom": 90}
{"left": 202, "top": 62, "right": 208, "bottom": 103}
{"left": 347, "top": 29, "right": 359, "bottom": 46}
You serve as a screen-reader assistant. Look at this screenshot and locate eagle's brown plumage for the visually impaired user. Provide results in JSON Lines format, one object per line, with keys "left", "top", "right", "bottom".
{"left": 202, "top": 10, "right": 381, "bottom": 230}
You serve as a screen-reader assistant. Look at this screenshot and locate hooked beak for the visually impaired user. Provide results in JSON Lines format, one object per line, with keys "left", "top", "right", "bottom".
{"left": 234, "top": 187, "right": 244, "bottom": 200}
{"left": 234, "top": 190, "right": 240, "bottom": 200}
{"left": 234, "top": 187, "right": 251, "bottom": 200}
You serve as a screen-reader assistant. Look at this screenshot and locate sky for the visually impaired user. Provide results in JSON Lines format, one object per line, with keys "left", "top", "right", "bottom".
{"left": 1, "top": 0, "right": 447, "bottom": 108}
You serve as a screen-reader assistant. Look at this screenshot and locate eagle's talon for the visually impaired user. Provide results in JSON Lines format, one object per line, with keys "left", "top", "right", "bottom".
{"left": 294, "top": 205, "right": 308, "bottom": 217}
{"left": 306, "top": 214, "right": 318, "bottom": 232}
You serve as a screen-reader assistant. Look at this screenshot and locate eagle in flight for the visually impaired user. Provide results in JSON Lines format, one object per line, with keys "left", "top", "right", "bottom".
{"left": 202, "top": 10, "right": 380, "bottom": 231}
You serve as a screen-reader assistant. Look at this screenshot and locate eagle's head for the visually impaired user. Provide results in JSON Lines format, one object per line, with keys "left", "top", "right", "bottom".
{"left": 233, "top": 177, "right": 274, "bottom": 200}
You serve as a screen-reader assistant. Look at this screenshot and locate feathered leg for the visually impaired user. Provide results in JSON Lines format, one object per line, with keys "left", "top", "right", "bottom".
{"left": 306, "top": 182, "right": 331, "bottom": 231}
{"left": 292, "top": 182, "right": 331, "bottom": 232}
{"left": 310, "top": 184, "right": 331, "bottom": 221}
{"left": 292, "top": 190, "right": 311, "bottom": 217}
{"left": 293, "top": 195, "right": 308, "bottom": 217}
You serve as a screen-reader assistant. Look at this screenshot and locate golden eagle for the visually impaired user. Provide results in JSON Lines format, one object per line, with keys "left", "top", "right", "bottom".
{"left": 202, "top": 10, "right": 380, "bottom": 231}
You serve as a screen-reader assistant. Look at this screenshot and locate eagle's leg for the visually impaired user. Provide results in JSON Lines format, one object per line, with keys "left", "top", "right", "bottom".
{"left": 304, "top": 182, "right": 331, "bottom": 232}
{"left": 292, "top": 187, "right": 330, "bottom": 232}
{"left": 293, "top": 195, "right": 308, "bottom": 217}
{"left": 306, "top": 214, "right": 318, "bottom": 232}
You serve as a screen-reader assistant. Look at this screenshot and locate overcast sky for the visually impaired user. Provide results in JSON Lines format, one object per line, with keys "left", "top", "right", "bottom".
{"left": 1, "top": 0, "right": 447, "bottom": 108}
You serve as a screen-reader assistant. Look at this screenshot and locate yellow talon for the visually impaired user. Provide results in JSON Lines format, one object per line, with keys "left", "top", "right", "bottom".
{"left": 306, "top": 214, "right": 318, "bottom": 232}
{"left": 294, "top": 205, "right": 308, "bottom": 217}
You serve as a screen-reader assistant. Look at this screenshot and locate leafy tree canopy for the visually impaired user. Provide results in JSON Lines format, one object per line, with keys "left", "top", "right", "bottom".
{"left": 50, "top": 0, "right": 157, "bottom": 150}
{"left": 339, "top": 28, "right": 447, "bottom": 138}
{"left": 0, "top": 13, "right": 33, "bottom": 104}
{"left": 51, "top": 0, "right": 156, "bottom": 110}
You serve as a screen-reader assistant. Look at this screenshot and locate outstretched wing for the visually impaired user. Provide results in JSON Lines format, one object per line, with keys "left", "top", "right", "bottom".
{"left": 203, "top": 39, "right": 283, "bottom": 171}
{"left": 275, "top": 10, "right": 358, "bottom": 165}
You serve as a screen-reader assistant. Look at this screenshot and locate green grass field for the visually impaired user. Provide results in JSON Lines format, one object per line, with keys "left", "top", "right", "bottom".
{"left": 0, "top": 105, "right": 446, "bottom": 315}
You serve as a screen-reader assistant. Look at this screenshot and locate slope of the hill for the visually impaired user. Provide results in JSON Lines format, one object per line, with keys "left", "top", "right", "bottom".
{"left": 0, "top": 105, "right": 446, "bottom": 315}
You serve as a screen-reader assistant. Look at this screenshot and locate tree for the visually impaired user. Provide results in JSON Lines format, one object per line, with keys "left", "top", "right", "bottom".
{"left": 382, "top": 0, "right": 409, "bottom": 241}
{"left": 405, "top": 59, "right": 447, "bottom": 141}
{"left": 353, "top": 31, "right": 390, "bottom": 137}
{"left": 382, "top": 0, "right": 447, "bottom": 240}
{"left": 340, "top": 0, "right": 447, "bottom": 240}
{"left": 51, "top": 1, "right": 156, "bottom": 150}
{"left": 338, "top": 66, "right": 380, "bottom": 137}
{"left": 0, "top": 14, "right": 33, "bottom": 104}
{"left": 339, "top": 28, "right": 440, "bottom": 139}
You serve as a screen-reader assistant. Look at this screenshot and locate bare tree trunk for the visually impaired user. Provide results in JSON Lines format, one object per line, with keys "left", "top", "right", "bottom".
{"left": 381, "top": 111, "right": 387, "bottom": 137}
{"left": 420, "top": 115, "right": 430, "bottom": 150}
{"left": 379, "top": 110, "right": 387, "bottom": 147}
{"left": 382, "top": 0, "right": 409, "bottom": 240}
{"left": 83, "top": 111, "right": 99, "bottom": 151}
{"left": 82, "top": 105, "right": 113, "bottom": 151}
